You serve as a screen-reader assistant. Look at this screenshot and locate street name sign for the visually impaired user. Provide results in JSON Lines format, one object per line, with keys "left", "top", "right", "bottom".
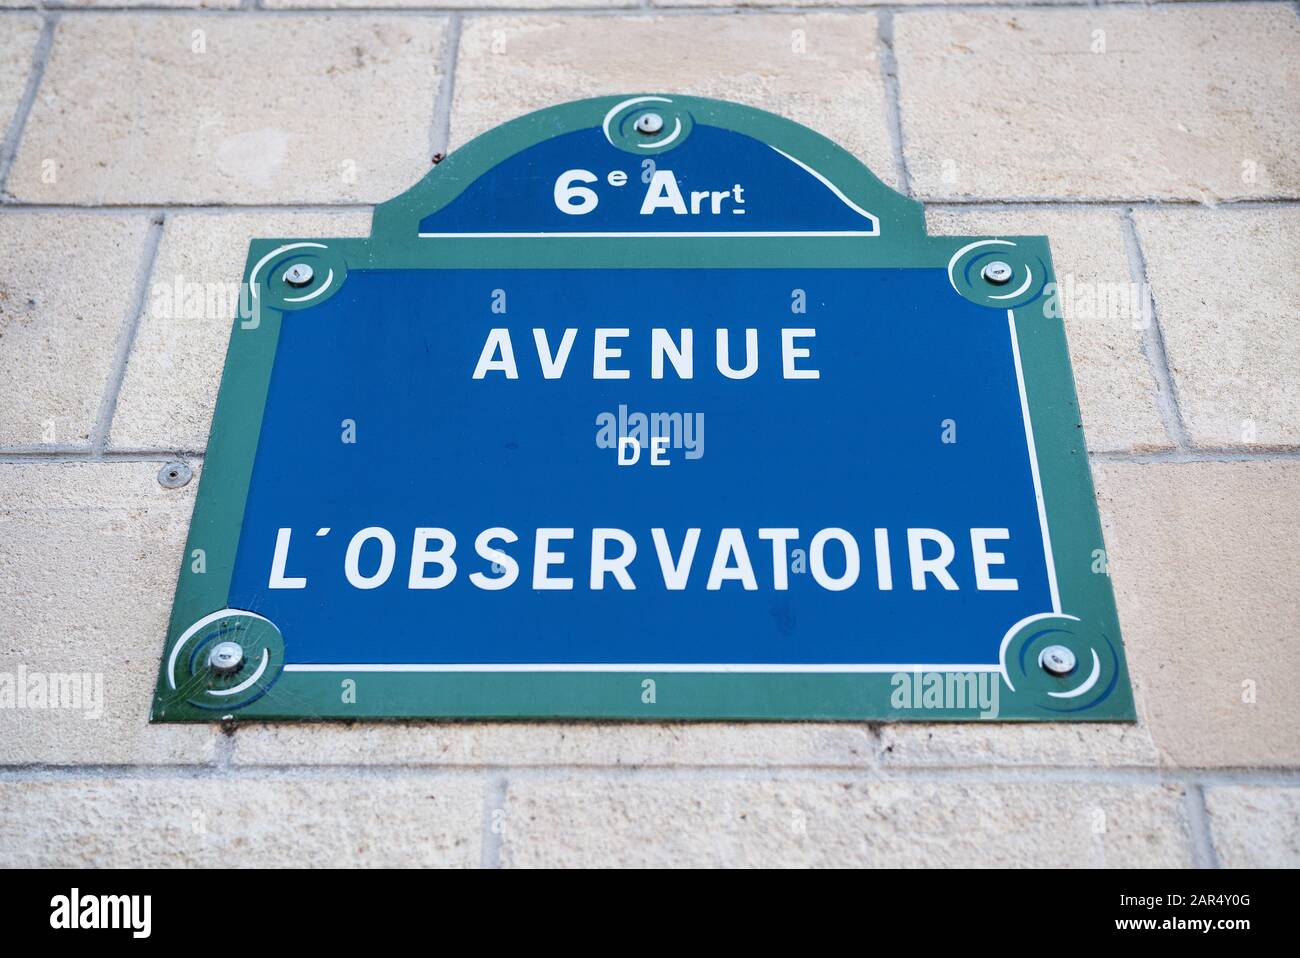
{"left": 151, "top": 95, "right": 1136, "bottom": 722}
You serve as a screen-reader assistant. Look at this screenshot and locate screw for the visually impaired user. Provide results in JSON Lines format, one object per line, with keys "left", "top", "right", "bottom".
{"left": 1039, "top": 644, "right": 1077, "bottom": 677}
{"left": 634, "top": 113, "right": 665, "bottom": 136}
{"left": 208, "top": 641, "right": 245, "bottom": 675}
{"left": 157, "top": 462, "right": 193, "bottom": 489}
{"left": 981, "top": 261, "right": 1013, "bottom": 286}
{"left": 283, "top": 263, "right": 314, "bottom": 288}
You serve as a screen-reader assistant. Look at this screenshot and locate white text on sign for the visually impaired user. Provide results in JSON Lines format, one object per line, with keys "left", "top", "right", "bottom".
{"left": 554, "top": 169, "right": 747, "bottom": 217}
{"left": 267, "top": 527, "right": 1020, "bottom": 593}
{"left": 472, "top": 328, "right": 818, "bottom": 380}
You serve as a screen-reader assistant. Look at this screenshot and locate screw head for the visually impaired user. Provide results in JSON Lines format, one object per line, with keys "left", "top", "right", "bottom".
{"left": 981, "top": 261, "right": 1014, "bottom": 286}
{"left": 208, "top": 641, "right": 245, "bottom": 675}
{"left": 282, "top": 263, "right": 315, "bottom": 288}
{"left": 981, "top": 261, "right": 1014, "bottom": 285}
{"left": 1039, "top": 644, "right": 1077, "bottom": 677}
{"left": 634, "top": 113, "right": 665, "bottom": 136}
{"left": 157, "top": 462, "right": 193, "bottom": 489}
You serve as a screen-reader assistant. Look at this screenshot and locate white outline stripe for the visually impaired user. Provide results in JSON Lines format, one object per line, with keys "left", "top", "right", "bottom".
{"left": 417, "top": 230, "right": 875, "bottom": 239}
{"left": 285, "top": 663, "right": 1001, "bottom": 674}
{"left": 1007, "top": 309, "right": 1062, "bottom": 615}
{"left": 769, "top": 146, "right": 880, "bottom": 234}
{"left": 273, "top": 300, "right": 1061, "bottom": 677}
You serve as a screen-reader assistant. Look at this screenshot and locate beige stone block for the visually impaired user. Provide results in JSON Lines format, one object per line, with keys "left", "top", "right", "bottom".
{"left": 22, "top": 0, "right": 240, "bottom": 8}
{"left": 1093, "top": 461, "right": 1300, "bottom": 768}
{"left": 878, "top": 722, "right": 1159, "bottom": 768}
{"left": 267, "top": 0, "right": 626, "bottom": 7}
{"left": 1134, "top": 207, "right": 1300, "bottom": 447}
{"left": 1204, "top": 786, "right": 1300, "bottom": 868}
{"left": 0, "top": 774, "right": 482, "bottom": 866}
{"left": 501, "top": 777, "right": 1193, "bottom": 867}
{"left": 0, "top": 212, "right": 152, "bottom": 446}
{"left": 655, "top": 0, "right": 1074, "bottom": 6}
{"left": 895, "top": 8, "right": 1300, "bottom": 200}
{"left": 0, "top": 15, "right": 40, "bottom": 142}
{"left": 8, "top": 15, "right": 446, "bottom": 204}
{"left": 0, "top": 462, "right": 216, "bottom": 764}
{"left": 232, "top": 721, "right": 873, "bottom": 767}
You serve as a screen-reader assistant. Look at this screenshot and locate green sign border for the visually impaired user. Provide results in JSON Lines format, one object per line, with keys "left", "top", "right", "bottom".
{"left": 151, "top": 94, "right": 1135, "bottom": 723}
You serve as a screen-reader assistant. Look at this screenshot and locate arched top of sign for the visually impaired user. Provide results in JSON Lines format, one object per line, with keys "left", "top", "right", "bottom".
{"left": 372, "top": 94, "right": 926, "bottom": 243}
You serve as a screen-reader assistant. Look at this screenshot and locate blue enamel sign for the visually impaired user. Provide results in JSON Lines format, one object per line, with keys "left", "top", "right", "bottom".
{"left": 153, "top": 95, "right": 1135, "bottom": 722}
